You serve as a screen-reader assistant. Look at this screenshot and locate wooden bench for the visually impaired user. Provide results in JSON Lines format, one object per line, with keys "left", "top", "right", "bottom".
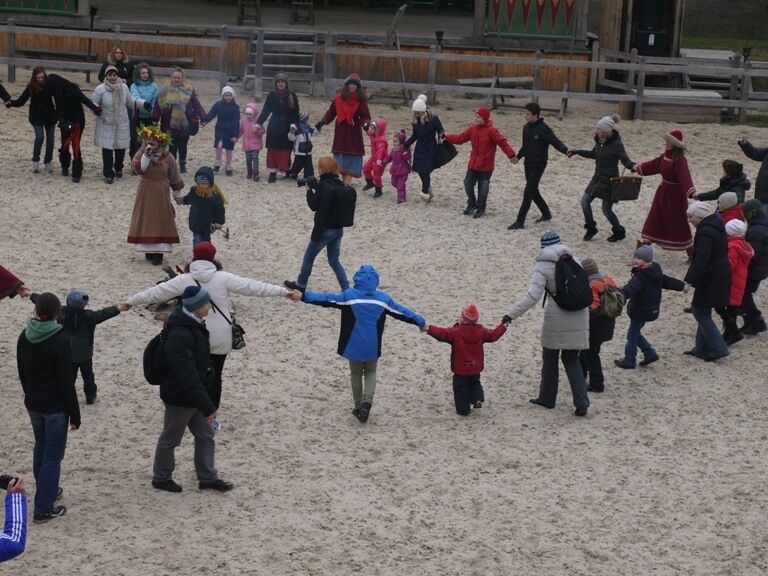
{"left": 291, "top": 1, "right": 315, "bottom": 25}
{"left": 15, "top": 48, "right": 98, "bottom": 62}
{"left": 624, "top": 88, "right": 724, "bottom": 123}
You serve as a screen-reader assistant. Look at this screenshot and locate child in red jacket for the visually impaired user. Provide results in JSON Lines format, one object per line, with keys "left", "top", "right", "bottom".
{"left": 426, "top": 304, "right": 508, "bottom": 416}
{"left": 362, "top": 118, "right": 388, "bottom": 198}
{"left": 720, "top": 219, "right": 754, "bottom": 344}
{"left": 444, "top": 107, "right": 516, "bottom": 219}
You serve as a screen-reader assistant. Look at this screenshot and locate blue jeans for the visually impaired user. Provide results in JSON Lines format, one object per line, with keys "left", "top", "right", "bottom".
{"left": 463, "top": 169, "right": 492, "bottom": 211}
{"left": 33, "top": 123, "right": 56, "bottom": 164}
{"left": 28, "top": 410, "right": 69, "bottom": 515}
{"left": 624, "top": 319, "right": 656, "bottom": 365}
{"left": 193, "top": 230, "right": 211, "bottom": 246}
{"left": 691, "top": 306, "right": 730, "bottom": 359}
{"left": 297, "top": 227, "right": 349, "bottom": 289}
{"left": 581, "top": 192, "right": 623, "bottom": 232}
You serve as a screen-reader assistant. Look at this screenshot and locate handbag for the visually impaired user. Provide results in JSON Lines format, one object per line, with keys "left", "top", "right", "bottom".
{"left": 188, "top": 115, "right": 200, "bottom": 136}
{"left": 433, "top": 140, "right": 457, "bottom": 169}
{"left": 194, "top": 281, "right": 246, "bottom": 350}
{"left": 610, "top": 170, "right": 642, "bottom": 202}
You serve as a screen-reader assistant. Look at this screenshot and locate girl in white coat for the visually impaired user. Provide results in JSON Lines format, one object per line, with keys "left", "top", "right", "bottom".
{"left": 92, "top": 65, "right": 151, "bottom": 183}
{"left": 124, "top": 241, "right": 301, "bottom": 410}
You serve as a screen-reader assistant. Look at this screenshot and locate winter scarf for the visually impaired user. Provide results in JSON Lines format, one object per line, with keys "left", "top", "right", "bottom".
{"left": 157, "top": 82, "right": 193, "bottom": 131}
{"left": 25, "top": 318, "right": 63, "bottom": 343}
{"left": 103, "top": 78, "right": 126, "bottom": 110}
{"left": 193, "top": 184, "right": 228, "bottom": 205}
{"left": 334, "top": 92, "right": 360, "bottom": 126}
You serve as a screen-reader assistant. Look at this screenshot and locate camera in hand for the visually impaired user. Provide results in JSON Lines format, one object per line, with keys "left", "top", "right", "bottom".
{"left": 296, "top": 176, "right": 318, "bottom": 189}
{"left": 0, "top": 475, "right": 16, "bottom": 490}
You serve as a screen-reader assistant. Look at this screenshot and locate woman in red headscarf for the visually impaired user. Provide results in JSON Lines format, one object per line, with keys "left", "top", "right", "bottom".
{"left": 635, "top": 130, "right": 697, "bottom": 258}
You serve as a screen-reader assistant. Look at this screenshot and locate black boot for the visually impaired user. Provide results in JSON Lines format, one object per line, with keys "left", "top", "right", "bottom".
{"left": 246, "top": 164, "right": 253, "bottom": 179}
{"left": 362, "top": 179, "right": 374, "bottom": 191}
{"left": 463, "top": 204, "right": 477, "bottom": 215}
{"left": 358, "top": 402, "right": 372, "bottom": 423}
{"left": 373, "top": 187, "right": 383, "bottom": 198}
{"left": 267, "top": 172, "right": 277, "bottom": 183}
{"left": 743, "top": 317, "right": 767, "bottom": 336}
{"left": 607, "top": 228, "right": 626, "bottom": 242}
{"left": 474, "top": 189, "right": 489, "bottom": 218}
{"left": 59, "top": 149, "right": 71, "bottom": 177}
{"left": 179, "top": 161, "right": 187, "bottom": 174}
{"left": 71, "top": 157, "right": 83, "bottom": 183}
{"left": 583, "top": 224, "right": 598, "bottom": 241}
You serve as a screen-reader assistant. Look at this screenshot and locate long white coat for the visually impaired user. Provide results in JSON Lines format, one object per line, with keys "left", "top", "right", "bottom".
{"left": 91, "top": 82, "right": 143, "bottom": 150}
{"left": 506, "top": 244, "right": 590, "bottom": 350}
{"left": 128, "top": 260, "right": 288, "bottom": 355}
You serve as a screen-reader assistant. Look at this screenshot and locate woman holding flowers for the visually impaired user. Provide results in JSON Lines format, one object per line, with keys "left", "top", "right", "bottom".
{"left": 127, "top": 126, "right": 185, "bottom": 266}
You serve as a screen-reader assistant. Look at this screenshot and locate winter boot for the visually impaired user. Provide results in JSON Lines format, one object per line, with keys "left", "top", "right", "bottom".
{"left": 71, "top": 157, "right": 83, "bottom": 183}
{"left": 179, "top": 161, "right": 187, "bottom": 174}
{"left": 59, "top": 149, "right": 71, "bottom": 177}
{"left": 607, "top": 228, "right": 626, "bottom": 242}
{"left": 267, "top": 172, "right": 277, "bottom": 183}
{"left": 373, "top": 187, "right": 383, "bottom": 198}
{"left": 253, "top": 171, "right": 260, "bottom": 182}
{"left": 225, "top": 166, "right": 233, "bottom": 176}
{"left": 246, "top": 164, "right": 253, "bottom": 179}
{"left": 32, "top": 161, "right": 40, "bottom": 174}
{"left": 583, "top": 224, "right": 598, "bottom": 241}
{"left": 743, "top": 317, "right": 767, "bottom": 335}
{"left": 358, "top": 402, "right": 372, "bottom": 423}
{"left": 362, "top": 178, "right": 375, "bottom": 191}
{"left": 45, "top": 163, "right": 54, "bottom": 174}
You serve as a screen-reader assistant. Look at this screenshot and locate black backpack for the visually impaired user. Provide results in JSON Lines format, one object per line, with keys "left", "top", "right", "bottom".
{"left": 335, "top": 184, "right": 357, "bottom": 228}
{"left": 143, "top": 329, "right": 169, "bottom": 386}
{"left": 545, "top": 254, "right": 592, "bottom": 311}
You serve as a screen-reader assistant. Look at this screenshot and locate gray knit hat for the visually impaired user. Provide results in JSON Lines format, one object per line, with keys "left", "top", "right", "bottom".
{"left": 581, "top": 258, "right": 599, "bottom": 276}
{"left": 634, "top": 245, "right": 654, "bottom": 263}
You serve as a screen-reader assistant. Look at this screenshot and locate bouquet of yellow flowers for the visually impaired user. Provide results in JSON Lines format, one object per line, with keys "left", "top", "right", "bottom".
{"left": 136, "top": 124, "right": 173, "bottom": 148}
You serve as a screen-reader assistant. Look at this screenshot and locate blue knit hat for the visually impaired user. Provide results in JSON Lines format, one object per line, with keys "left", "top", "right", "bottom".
{"left": 66, "top": 290, "right": 89, "bottom": 310}
{"left": 182, "top": 285, "right": 211, "bottom": 311}
{"left": 540, "top": 230, "right": 561, "bottom": 248}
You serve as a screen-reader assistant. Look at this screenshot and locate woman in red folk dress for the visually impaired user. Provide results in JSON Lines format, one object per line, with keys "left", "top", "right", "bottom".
{"left": 635, "top": 130, "right": 696, "bottom": 258}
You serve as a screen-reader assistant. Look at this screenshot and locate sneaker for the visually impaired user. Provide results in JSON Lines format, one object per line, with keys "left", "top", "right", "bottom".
{"left": 613, "top": 358, "right": 636, "bottom": 369}
{"left": 529, "top": 398, "right": 555, "bottom": 409}
{"left": 362, "top": 180, "right": 375, "bottom": 191}
{"left": 507, "top": 221, "right": 524, "bottom": 230}
{"left": 373, "top": 188, "right": 383, "bottom": 198}
{"left": 33, "top": 505, "right": 67, "bottom": 523}
{"left": 199, "top": 479, "right": 234, "bottom": 492}
{"left": 472, "top": 210, "right": 485, "bottom": 219}
{"left": 32, "top": 161, "right": 40, "bottom": 174}
{"left": 105, "top": 177, "right": 114, "bottom": 184}
{"left": 253, "top": 174, "right": 260, "bottom": 182}
{"left": 45, "top": 163, "right": 54, "bottom": 174}
{"left": 358, "top": 402, "right": 372, "bottom": 423}
{"left": 587, "top": 384, "right": 604, "bottom": 393}
{"left": 114, "top": 170, "right": 123, "bottom": 179}
{"left": 179, "top": 163, "right": 187, "bottom": 174}
{"left": 213, "top": 165, "right": 221, "bottom": 173}
{"left": 55, "top": 487, "right": 63, "bottom": 502}
{"left": 152, "top": 479, "right": 183, "bottom": 493}
{"left": 463, "top": 205, "right": 477, "bottom": 215}
{"left": 352, "top": 407, "right": 361, "bottom": 418}
{"left": 419, "top": 191, "right": 431, "bottom": 202}
{"left": 639, "top": 353, "right": 659, "bottom": 366}
{"left": 225, "top": 167, "right": 233, "bottom": 177}
{"left": 283, "top": 280, "right": 305, "bottom": 293}
{"left": 472, "top": 401, "right": 483, "bottom": 409}
{"left": 574, "top": 407, "right": 588, "bottom": 417}
{"left": 212, "top": 419, "right": 222, "bottom": 432}
{"left": 535, "top": 214, "right": 552, "bottom": 223}
{"left": 606, "top": 230, "right": 626, "bottom": 242}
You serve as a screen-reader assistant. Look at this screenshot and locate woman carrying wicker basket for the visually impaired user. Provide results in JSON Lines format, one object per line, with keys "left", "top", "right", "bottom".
{"left": 634, "top": 130, "right": 696, "bottom": 258}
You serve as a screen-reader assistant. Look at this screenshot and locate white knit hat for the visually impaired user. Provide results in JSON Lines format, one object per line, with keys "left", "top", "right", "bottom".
{"left": 596, "top": 114, "right": 619, "bottom": 134}
{"left": 221, "top": 85, "right": 235, "bottom": 97}
{"left": 412, "top": 94, "right": 427, "bottom": 113}
{"left": 725, "top": 219, "right": 746, "bottom": 237}
{"left": 687, "top": 201, "right": 713, "bottom": 219}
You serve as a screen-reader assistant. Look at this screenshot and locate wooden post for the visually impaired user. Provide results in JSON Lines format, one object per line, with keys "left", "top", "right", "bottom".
{"left": 671, "top": 0, "right": 685, "bottom": 58}
{"left": 113, "top": 25, "right": 120, "bottom": 47}
{"left": 324, "top": 33, "right": 337, "bottom": 101}
{"left": 6, "top": 18, "right": 15, "bottom": 84}
{"left": 253, "top": 29, "right": 264, "bottom": 100}
{"left": 218, "top": 25, "right": 229, "bottom": 90}
{"left": 427, "top": 45, "right": 437, "bottom": 106}
{"left": 473, "top": 0, "right": 485, "bottom": 40}
{"left": 739, "top": 60, "right": 752, "bottom": 125}
{"left": 532, "top": 50, "right": 542, "bottom": 104}
{"left": 728, "top": 53, "right": 743, "bottom": 120}
{"left": 634, "top": 56, "right": 646, "bottom": 121}
{"left": 627, "top": 48, "right": 638, "bottom": 92}
{"left": 623, "top": 0, "right": 634, "bottom": 54}
{"left": 598, "top": 0, "right": 622, "bottom": 52}
{"left": 589, "top": 39, "right": 600, "bottom": 93}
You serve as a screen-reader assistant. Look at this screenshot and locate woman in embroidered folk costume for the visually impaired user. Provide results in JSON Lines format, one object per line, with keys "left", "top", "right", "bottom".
{"left": 128, "top": 126, "right": 184, "bottom": 266}
{"left": 316, "top": 73, "right": 371, "bottom": 185}
{"left": 635, "top": 130, "right": 697, "bottom": 256}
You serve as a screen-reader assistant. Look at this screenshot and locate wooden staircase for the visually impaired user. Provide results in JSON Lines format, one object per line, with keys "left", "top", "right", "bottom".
{"left": 242, "top": 31, "right": 318, "bottom": 98}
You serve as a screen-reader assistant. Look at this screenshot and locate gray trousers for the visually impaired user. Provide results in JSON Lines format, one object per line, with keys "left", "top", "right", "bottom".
{"left": 349, "top": 360, "right": 378, "bottom": 408}
{"left": 153, "top": 404, "right": 217, "bottom": 483}
{"left": 538, "top": 348, "right": 590, "bottom": 410}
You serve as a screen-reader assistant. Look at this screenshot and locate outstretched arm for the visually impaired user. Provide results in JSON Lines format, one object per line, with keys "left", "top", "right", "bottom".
{"left": 0, "top": 485, "right": 27, "bottom": 562}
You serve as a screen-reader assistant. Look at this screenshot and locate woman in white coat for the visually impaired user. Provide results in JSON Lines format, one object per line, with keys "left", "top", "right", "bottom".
{"left": 92, "top": 65, "right": 151, "bottom": 184}
{"left": 503, "top": 230, "right": 590, "bottom": 416}
{"left": 124, "top": 241, "right": 301, "bottom": 411}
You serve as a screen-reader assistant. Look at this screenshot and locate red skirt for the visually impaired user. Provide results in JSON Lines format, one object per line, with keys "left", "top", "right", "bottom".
{"left": 266, "top": 148, "right": 292, "bottom": 172}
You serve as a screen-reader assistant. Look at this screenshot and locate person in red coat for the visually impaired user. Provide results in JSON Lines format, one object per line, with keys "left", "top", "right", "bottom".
{"left": 444, "top": 108, "right": 516, "bottom": 219}
{"left": 316, "top": 73, "right": 371, "bottom": 186}
{"left": 719, "top": 219, "right": 754, "bottom": 344}
{"left": 635, "top": 130, "right": 696, "bottom": 256}
{"left": 426, "top": 304, "right": 508, "bottom": 416}
{"left": 0, "top": 265, "right": 31, "bottom": 300}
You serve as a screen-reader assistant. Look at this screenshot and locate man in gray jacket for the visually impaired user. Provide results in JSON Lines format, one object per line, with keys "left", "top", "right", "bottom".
{"left": 503, "top": 230, "right": 590, "bottom": 416}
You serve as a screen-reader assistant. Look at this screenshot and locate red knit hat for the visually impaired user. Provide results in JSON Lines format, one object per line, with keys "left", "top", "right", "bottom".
{"left": 460, "top": 304, "right": 479, "bottom": 324}
{"left": 345, "top": 72, "right": 362, "bottom": 87}
{"left": 664, "top": 130, "right": 686, "bottom": 149}
{"left": 193, "top": 241, "right": 217, "bottom": 262}
{"left": 476, "top": 108, "right": 491, "bottom": 123}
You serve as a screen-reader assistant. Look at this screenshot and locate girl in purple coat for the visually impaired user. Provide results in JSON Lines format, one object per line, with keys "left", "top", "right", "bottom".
{"left": 380, "top": 130, "right": 411, "bottom": 204}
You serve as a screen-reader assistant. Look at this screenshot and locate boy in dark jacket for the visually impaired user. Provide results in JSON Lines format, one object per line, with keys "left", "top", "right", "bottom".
{"left": 614, "top": 245, "right": 687, "bottom": 369}
{"left": 183, "top": 166, "right": 228, "bottom": 247}
{"left": 508, "top": 102, "right": 569, "bottom": 230}
{"left": 152, "top": 285, "right": 233, "bottom": 494}
{"left": 695, "top": 159, "right": 751, "bottom": 204}
{"left": 738, "top": 138, "right": 768, "bottom": 203}
{"left": 204, "top": 86, "right": 240, "bottom": 176}
{"left": 426, "top": 304, "right": 507, "bottom": 416}
{"left": 578, "top": 259, "right": 619, "bottom": 392}
{"left": 742, "top": 199, "right": 768, "bottom": 334}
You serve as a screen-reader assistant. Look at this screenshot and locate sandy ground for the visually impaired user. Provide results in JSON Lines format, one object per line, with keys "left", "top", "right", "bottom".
{"left": 1, "top": 73, "right": 767, "bottom": 575}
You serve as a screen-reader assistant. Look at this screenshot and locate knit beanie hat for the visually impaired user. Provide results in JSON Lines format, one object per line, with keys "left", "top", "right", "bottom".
{"left": 664, "top": 129, "right": 686, "bottom": 150}
{"left": 687, "top": 201, "right": 713, "bottom": 219}
{"left": 725, "top": 219, "right": 746, "bottom": 237}
{"left": 634, "top": 244, "right": 654, "bottom": 263}
{"left": 412, "top": 94, "right": 427, "bottom": 112}
{"left": 104, "top": 65, "right": 119, "bottom": 77}
{"left": 395, "top": 130, "right": 407, "bottom": 144}
{"left": 742, "top": 199, "right": 763, "bottom": 222}
{"left": 344, "top": 73, "right": 362, "bottom": 88}
{"left": 299, "top": 111, "right": 310, "bottom": 123}
{"left": 476, "top": 108, "right": 491, "bottom": 123}
{"left": 66, "top": 290, "right": 89, "bottom": 310}
{"left": 244, "top": 103, "right": 258, "bottom": 115}
{"left": 194, "top": 166, "right": 214, "bottom": 187}
{"left": 540, "top": 230, "right": 561, "bottom": 248}
{"left": 193, "top": 241, "right": 217, "bottom": 263}
{"left": 581, "top": 258, "right": 599, "bottom": 276}
{"left": 221, "top": 85, "right": 235, "bottom": 97}
{"left": 718, "top": 191, "right": 739, "bottom": 211}
{"left": 182, "top": 285, "right": 210, "bottom": 312}
{"left": 460, "top": 304, "right": 479, "bottom": 325}
{"left": 596, "top": 114, "right": 619, "bottom": 134}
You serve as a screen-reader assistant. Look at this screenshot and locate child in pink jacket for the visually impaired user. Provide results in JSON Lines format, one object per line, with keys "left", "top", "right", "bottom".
{"left": 362, "top": 118, "right": 388, "bottom": 198}
{"left": 380, "top": 130, "right": 411, "bottom": 204}
{"left": 239, "top": 102, "right": 265, "bottom": 181}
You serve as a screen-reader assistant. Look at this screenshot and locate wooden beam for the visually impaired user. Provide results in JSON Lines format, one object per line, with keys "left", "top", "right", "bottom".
{"left": 598, "top": 0, "right": 623, "bottom": 52}
{"left": 473, "top": 0, "right": 485, "bottom": 40}
{"left": 671, "top": 0, "right": 685, "bottom": 58}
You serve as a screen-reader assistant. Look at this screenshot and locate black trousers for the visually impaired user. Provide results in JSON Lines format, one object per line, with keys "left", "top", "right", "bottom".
{"left": 515, "top": 162, "right": 551, "bottom": 224}
{"left": 289, "top": 154, "right": 314, "bottom": 179}
{"left": 209, "top": 353, "right": 227, "bottom": 409}
{"left": 73, "top": 360, "right": 96, "bottom": 399}
{"left": 101, "top": 148, "right": 126, "bottom": 178}
{"left": 170, "top": 137, "right": 189, "bottom": 166}
{"left": 538, "top": 348, "right": 590, "bottom": 409}
{"left": 452, "top": 374, "right": 484, "bottom": 416}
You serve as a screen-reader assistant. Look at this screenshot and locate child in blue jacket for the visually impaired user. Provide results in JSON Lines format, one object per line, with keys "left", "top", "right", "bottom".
{"left": 302, "top": 264, "right": 426, "bottom": 423}
{"left": 204, "top": 85, "right": 240, "bottom": 176}
{"left": 182, "top": 166, "right": 228, "bottom": 246}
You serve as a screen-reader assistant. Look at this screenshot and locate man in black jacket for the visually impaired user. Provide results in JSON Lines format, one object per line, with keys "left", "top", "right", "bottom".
{"left": 507, "top": 102, "right": 569, "bottom": 230}
{"left": 284, "top": 156, "right": 356, "bottom": 292}
{"left": 152, "top": 285, "right": 233, "bottom": 493}
{"left": 739, "top": 138, "right": 768, "bottom": 203}
{"left": 742, "top": 199, "right": 768, "bottom": 334}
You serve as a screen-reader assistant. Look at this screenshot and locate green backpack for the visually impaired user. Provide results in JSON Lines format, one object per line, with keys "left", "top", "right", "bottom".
{"left": 599, "top": 281, "right": 626, "bottom": 319}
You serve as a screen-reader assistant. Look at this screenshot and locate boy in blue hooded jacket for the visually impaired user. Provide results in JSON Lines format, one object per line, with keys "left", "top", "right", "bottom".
{"left": 302, "top": 264, "right": 426, "bottom": 423}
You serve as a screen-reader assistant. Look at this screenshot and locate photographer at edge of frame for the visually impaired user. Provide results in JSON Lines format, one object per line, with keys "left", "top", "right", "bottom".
{"left": 0, "top": 475, "right": 27, "bottom": 562}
